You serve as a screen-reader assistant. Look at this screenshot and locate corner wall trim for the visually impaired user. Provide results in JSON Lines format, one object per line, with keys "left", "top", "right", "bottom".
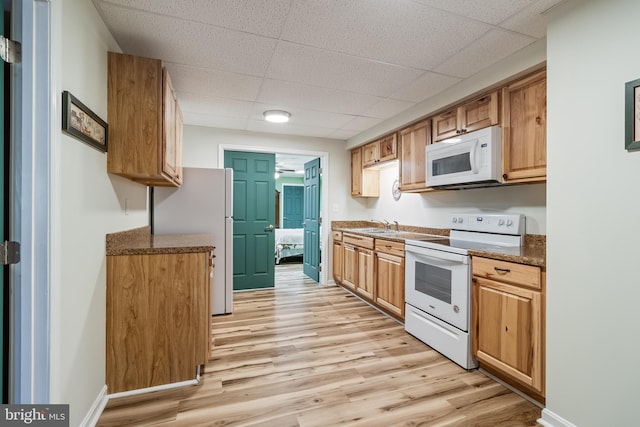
{"left": 538, "top": 408, "right": 577, "bottom": 427}
{"left": 80, "top": 385, "right": 108, "bottom": 427}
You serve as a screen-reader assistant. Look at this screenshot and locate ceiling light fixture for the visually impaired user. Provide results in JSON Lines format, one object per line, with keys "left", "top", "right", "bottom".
{"left": 263, "top": 110, "right": 291, "bottom": 123}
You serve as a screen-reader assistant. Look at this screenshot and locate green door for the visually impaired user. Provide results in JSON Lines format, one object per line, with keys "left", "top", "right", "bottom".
{"left": 224, "top": 151, "right": 275, "bottom": 290}
{"left": 282, "top": 185, "right": 303, "bottom": 228}
{"left": 303, "top": 158, "right": 320, "bottom": 282}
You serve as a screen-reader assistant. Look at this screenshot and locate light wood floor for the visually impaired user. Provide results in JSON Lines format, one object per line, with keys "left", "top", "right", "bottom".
{"left": 97, "top": 263, "right": 542, "bottom": 426}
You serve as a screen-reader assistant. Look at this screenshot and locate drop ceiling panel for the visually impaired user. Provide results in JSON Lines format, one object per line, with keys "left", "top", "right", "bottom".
{"left": 94, "top": 0, "right": 562, "bottom": 141}
{"left": 178, "top": 92, "right": 255, "bottom": 117}
{"left": 391, "top": 72, "right": 462, "bottom": 103}
{"left": 246, "top": 120, "right": 334, "bottom": 138}
{"left": 434, "top": 29, "right": 537, "bottom": 79}
{"left": 361, "top": 99, "right": 416, "bottom": 120}
{"left": 266, "top": 41, "right": 424, "bottom": 97}
{"left": 99, "top": 0, "right": 291, "bottom": 38}
{"left": 165, "top": 63, "right": 263, "bottom": 101}
{"left": 250, "top": 104, "right": 356, "bottom": 129}
{"left": 281, "top": 0, "right": 494, "bottom": 70}
{"left": 412, "top": 0, "right": 535, "bottom": 25}
{"left": 97, "top": 2, "right": 277, "bottom": 76}
{"left": 501, "top": 0, "right": 561, "bottom": 38}
{"left": 257, "top": 79, "right": 381, "bottom": 116}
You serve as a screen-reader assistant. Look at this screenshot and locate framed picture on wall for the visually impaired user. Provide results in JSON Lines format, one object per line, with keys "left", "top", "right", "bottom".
{"left": 624, "top": 78, "right": 640, "bottom": 151}
{"left": 62, "top": 91, "right": 108, "bottom": 152}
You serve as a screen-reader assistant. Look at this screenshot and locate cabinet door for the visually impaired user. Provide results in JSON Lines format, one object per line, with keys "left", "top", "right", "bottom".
{"left": 473, "top": 277, "right": 543, "bottom": 394}
{"left": 502, "top": 70, "right": 547, "bottom": 183}
{"left": 332, "top": 241, "right": 343, "bottom": 284}
{"left": 342, "top": 244, "right": 358, "bottom": 291}
{"left": 356, "top": 248, "right": 375, "bottom": 300}
{"left": 351, "top": 148, "right": 363, "bottom": 196}
{"left": 462, "top": 91, "right": 499, "bottom": 133}
{"left": 162, "top": 69, "right": 181, "bottom": 183}
{"left": 362, "top": 141, "right": 380, "bottom": 167}
{"left": 399, "top": 119, "right": 431, "bottom": 191}
{"left": 375, "top": 252, "right": 404, "bottom": 318}
{"left": 378, "top": 134, "right": 397, "bottom": 162}
{"left": 351, "top": 147, "right": 379, "bottom": 198}
{"left": 432, "top": 107, "right": 460, "bottom": 142}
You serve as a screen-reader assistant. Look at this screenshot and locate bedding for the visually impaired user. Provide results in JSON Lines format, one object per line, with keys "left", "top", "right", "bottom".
{"left": 275, "top": 228, "right": 304, "bottom": 264}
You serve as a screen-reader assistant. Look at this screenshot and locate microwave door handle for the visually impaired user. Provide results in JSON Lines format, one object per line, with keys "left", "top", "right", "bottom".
{"left": 470, "top": 140, "right": 479, "bottom": 173}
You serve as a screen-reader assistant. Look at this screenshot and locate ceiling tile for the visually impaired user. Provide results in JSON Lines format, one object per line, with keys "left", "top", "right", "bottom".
{"left": 177, "top": 92, "right": 255, "bottom": 117}
{"left": 97, "top": 2, "right": 277, "bottom": 76}
{"left": 341, "top": 116, "right": 384, "bottom": 132}
{"left": 360, "top": 99, "right": 416, "bottom": 119}
{"left": 95, "top": 0, "right": 291, "bottom": 38}
{"left": 434, "top": 29, "right": 537, "bottom": 79}
{"left": 500, "top": 0, "right": 562, "bottom": 38}
{"left": 412, "top": 0, "right": 535, "bottom": 25}
{"left": 266, "top": 42, "right": 424, "bottom": 97}
{"left": 257, "top": 79, "right": 381, "bottom": 116}
{"left": 246, "top": 120, "right": 335, "bottom": 138}
{"left": 391, "top": 72, "right": 462, "bottom": 103}
{"left": 250, "top": 103, "right": 356, "bottom": 128}
{"left": 165, "top": 63, "right": 263, "bottom": 101}
{"left": 183, "top": 112, "right": 248, "bottom": 131}
{"left": 326, "top": 129, "right": 357, "bottom": 140}
{"left": 280, "top": 0, "right": 493, "bottom": 70}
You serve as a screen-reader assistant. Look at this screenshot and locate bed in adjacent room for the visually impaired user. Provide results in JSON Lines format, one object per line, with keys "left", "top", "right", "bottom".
{"left": 275, "top": 228, "right": 304, "bottom": 264}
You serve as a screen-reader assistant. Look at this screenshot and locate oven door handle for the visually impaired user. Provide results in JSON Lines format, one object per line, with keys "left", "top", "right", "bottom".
{"left": 406, "top": 247, "right": 469, "bottom": 265}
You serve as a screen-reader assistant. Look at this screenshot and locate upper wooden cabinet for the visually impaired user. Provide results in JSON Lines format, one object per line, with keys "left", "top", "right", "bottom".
{"left": 432, "top": 91, "right": 500, "bottom": 142}
{"left": 363, "top": 134, "right": 397, "bottom": 167}
{"left": 398, "top": 118, "right": 431, "bottom": 192}
{"left": 502, "top": 69, "right": 547, "bottom": 183}
{"left": 351, "top": 147, "right": 379, "bottom": 197}
{"left": 107, "top": 52, "right": 183, "bottom": 187}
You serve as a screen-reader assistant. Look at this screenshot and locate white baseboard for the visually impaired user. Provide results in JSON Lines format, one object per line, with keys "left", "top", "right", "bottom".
{"left": 80, "top": 385, "right": 108, "bottom": 427}
{"left": 538, "top": 408, "right": 577, "bottom": 427}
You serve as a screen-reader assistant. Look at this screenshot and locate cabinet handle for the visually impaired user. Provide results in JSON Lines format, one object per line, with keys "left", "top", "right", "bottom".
{"left": 502, "top": 173, "right": 508, "bottom": 180}
{"left": 494, "top": 267, "right": 511, "bottom": 274}
{"left": 385, "top": 245, "right": 392, "bottom": 249}
{"left": 536, "top": 116, "right": 542, "bottom": 125}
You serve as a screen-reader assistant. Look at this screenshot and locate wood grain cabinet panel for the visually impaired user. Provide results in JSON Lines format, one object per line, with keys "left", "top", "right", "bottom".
{"left": 398, "top": 118, "right": 431, "bottom": 192}
{"left": 332, "top": 232, "right": 343, "bottom": 284}
{"left": 502, "top": 69, "right": 547, "bottom": 183}
{"left": 472, "top": 257, "right": 545, "bottom": 401}
{"left": 106, "top": 251, "right": 211, "bottom": 393}
{"left": 375, "top": 251, "right": 405, "bottom": 319}
{"left": 107, "top": 52, "right": 183, "bottom": 187}
{"left": 340, "top": 233, "right": 375, "bottom": 300}
{"left": 351, "top": 148, "right": 379, "bottom": 197}
{"left": 432, "top": 91, "right": 500, "bottom": 142}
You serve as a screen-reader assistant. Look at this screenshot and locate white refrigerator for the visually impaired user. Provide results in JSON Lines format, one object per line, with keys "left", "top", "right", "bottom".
{"left": 152, "top": 167, "right": 233, "bottom": 315}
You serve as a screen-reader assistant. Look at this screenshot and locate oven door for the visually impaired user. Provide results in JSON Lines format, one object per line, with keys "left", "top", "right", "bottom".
{"left": 405, "top": 245, "right": 470, "bottom": 331}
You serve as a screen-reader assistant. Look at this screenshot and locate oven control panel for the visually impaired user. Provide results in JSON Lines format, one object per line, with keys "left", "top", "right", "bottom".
{"left": 450, "top": 214, "right": 525, "bottom": 235}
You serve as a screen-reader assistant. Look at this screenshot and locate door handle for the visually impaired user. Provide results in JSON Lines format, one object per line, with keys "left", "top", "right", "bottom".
{"left": 264, "top": 224, "right": 274, "bottom": 232}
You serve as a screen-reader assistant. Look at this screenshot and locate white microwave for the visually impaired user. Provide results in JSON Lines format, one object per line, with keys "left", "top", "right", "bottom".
{"left": 426, "top": 126, "right": 502, "bottom": 189}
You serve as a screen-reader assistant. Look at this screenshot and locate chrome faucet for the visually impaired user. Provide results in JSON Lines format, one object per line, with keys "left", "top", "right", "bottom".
{"left": 393, "top": 220, "right": 399, "bottom": 231}
{"left": 371, "top": 219, "right": 390, "bottom": 231}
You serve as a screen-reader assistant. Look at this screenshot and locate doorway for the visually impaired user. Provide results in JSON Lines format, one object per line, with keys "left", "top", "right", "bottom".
{"left": 220, "top": 145, "right": 328, "bottom": 286}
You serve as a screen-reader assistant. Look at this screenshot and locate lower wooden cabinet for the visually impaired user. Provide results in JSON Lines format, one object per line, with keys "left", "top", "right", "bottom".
{"left": 375, "top": 251, "right": 405, "bottom": 319}
{"left": 472, "top": 256, "right": 545, "bottom": 401}
{"left": 335, "top": 232, "right": 405, "bottom": 319}
{"left": 332, "top": 231, "right": 343, "bottom": 284}
{"left": 106, "top": 250, "right": 212, "bottom": 393}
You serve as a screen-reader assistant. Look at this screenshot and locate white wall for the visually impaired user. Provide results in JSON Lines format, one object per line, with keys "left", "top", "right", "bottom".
{"left": 545, "top": 0, "right": 640, "bottom": 425}
{"left": 51, "top": 0, "right": 148, "bottom": 424}
{"left": 367, "top": 165, "right": 546, "bottom": 234}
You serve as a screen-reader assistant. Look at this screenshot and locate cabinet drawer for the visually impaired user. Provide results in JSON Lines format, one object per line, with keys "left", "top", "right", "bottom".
{"left": 472, "top": 257, "right": 541, "bottom": 290}
{"left": 332, "top": 231, "right": 343, "bottom": 242}
{"left": 343, "top": 233, "right": 374, "bottom": 249}
{"left": 375, "top": 239, "right": 405, "bottom": 257}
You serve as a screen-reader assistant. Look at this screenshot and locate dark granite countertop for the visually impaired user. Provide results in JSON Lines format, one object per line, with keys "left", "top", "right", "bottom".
{"left": 332, "top": 221, "right": 546, "bottom": 268}
{"left": 106, "top": 226, "right": 215, "bottom": 256}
